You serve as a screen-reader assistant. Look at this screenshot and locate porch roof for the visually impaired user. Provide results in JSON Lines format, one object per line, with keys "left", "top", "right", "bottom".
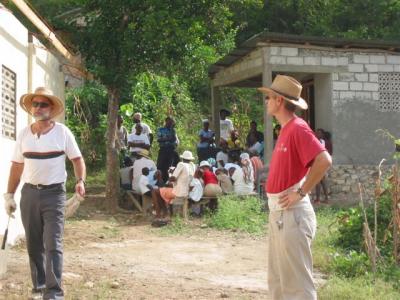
{"left": 209, "top": 32, "right": 400, "bottom": 78}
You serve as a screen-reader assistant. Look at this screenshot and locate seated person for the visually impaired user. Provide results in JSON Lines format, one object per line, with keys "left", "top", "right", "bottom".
{"left": 132, "top": 149, "right": 156, "bottom": 191}
{"left": 152, "top": 150, "right": 195, "bottom": 220}
{"left": 229, "top": 165, "right": 254, "bottom": 196}
{"left": 247, "top": 134, "right": 264, "bottom": 158}
{"left": 148, "top": 169, "right": 165, "bottom": 189}
{"left": 199, "top": 161, "right": 222, "bottom": 198}
{"left": 240, "top": 152, "right": 255, "bottom": 191}
{"left": 120, "top": 156, "right": 133, "bottom": 190}
{"left": 249, "top": 150, "right": 264, "bottom": 183}
{"left": 227, "top": 129, "right": 243, "bottom": 150}
{"left": 215, "top": 168, "right": 233, "bottom": 194}
{"left": 216, "top": 140, "right": 229, "bottom": 168}
{"left": 128, "top": 123, "right": 150, "bottom": 158}
{"left": 189, "top": 169, "right": 204, "bottom": 215}
{"left": 246, "top": 120, "right": 264, "bottom": 148}
{"left": 138, "top": 167, "right": 152, "bottom": 196}
{"left": 197, "top": 119, "right": 215, "bottom": 162}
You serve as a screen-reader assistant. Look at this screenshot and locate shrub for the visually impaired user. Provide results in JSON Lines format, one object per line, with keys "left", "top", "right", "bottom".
{"left": 206, "top": 195, "right": 267, "bottom": 234}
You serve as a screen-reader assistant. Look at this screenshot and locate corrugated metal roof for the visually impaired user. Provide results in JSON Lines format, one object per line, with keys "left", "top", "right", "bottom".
{"left": 209, "top": 32, "right": 400, "bottom": 77}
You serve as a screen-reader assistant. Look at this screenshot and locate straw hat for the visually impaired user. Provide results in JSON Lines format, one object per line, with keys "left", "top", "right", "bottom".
{"left": 20, "top": 87, "right": 64, "bottom": 118}
{"left": 137, "top": 149, "right": 150, "bottom": 159}
{"left": 258, "top": 75, "right": 308, "bottom": 110}
{"left": 180, "top": 150, "right": 195, "bottom": 161}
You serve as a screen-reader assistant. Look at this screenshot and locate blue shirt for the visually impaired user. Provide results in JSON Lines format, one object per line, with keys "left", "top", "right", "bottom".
{"left": 197, "top": 129, "right": 214, "bottom": 148}
{"left": 157, "top": 127, "right": 177, "bottom": 148}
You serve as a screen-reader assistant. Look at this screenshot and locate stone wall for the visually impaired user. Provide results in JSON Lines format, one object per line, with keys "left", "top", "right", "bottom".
{"left": 327, "top": 164, "right": 394, "bottom": 204}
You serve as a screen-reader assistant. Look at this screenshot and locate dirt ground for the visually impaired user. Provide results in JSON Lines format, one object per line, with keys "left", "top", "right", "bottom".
{"left": 0, "top": 192, "right": 324, "bottom": 300}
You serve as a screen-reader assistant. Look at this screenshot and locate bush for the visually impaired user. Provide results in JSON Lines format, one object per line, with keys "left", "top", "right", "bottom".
{"left": 335, "top": 192, "right": 393, "bottom": 256}
{"left": 206, "top": 195, "right": 267, "bottom": 234}
{"left": 330, "top": 250, "right": 370, "bottom": 277}
{"left": 65, "top": 82, "right": 108, "bottom": 170}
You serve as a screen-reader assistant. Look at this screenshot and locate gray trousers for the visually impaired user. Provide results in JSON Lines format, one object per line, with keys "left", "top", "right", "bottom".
{"left": 20, "top": 183, "right": 66, "bottom": 300}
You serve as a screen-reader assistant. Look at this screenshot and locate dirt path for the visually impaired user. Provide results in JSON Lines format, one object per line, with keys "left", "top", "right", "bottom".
{"left": 0, "top": 195, "right": 270, "bottom": 299}
{"left": 0, "top": 194, "right": 326, "bottom": 299}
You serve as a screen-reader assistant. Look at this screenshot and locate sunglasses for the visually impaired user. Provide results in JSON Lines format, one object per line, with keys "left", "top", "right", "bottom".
{"left": 32, "top": 101, "right": 51, "bottom": 108}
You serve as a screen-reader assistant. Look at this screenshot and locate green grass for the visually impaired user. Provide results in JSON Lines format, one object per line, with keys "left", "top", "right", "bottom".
{"left": 156, "top": 216, "right": 192, "bottom": 236}
{"left": 314, "top": 207, "right": 400, "bottom": 299}
{"left": 206, "top": 195, "right": 267, "bottom": 235}
{"left": 319, "top": 275, "right": 400, "bottom": 300}
{"left": 66, "top": 168, "right": 106, "bottom": 196}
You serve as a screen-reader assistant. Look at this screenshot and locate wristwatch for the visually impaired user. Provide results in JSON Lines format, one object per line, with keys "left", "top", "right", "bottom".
{"left": 76, "top": 178, "right": 86, "bottom": 185}
{"left": 296, "top": 187, "right": 306, "bottom": 198}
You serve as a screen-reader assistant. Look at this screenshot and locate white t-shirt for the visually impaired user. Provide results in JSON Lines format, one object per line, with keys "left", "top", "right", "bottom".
{"left": 127, "top": 133, "right": 150, "bottom": 153}
{"left": 12, "top": 122, "right": 82, "bottom": 185}
{"left": 189, "top": 178, "right": 203, "bottom": 202}
{"left": 132, "top": 158, "right": 156, "bottom": 190}
{"left": 216, "top": 151, "right": 229, "bottom": 168}
{"left": 220, "top": 119, "right": 234, "bottom": 141}
{"left": 131, "top": 122, "right": 152, "bottom": 138}
{"left": 138, "top": 175, "right": 150, "bottom": 195}
{"left": 231, "top": 167, "right": 254, "bottom": 196}
{"left": 119, "top": 166, "right": 133, "bottom": 185}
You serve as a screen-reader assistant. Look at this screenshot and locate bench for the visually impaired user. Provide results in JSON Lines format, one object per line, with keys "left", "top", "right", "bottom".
{"left": 125, "top": 190, "right": 153, "bottom": 217}
{"left": 171, "top": 196, "right": 218, "bottom": 220}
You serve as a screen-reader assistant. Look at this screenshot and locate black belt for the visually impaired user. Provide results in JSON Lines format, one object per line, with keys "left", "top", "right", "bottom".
{"left": 25, "top": 183, "right": 63, "bottom": 190}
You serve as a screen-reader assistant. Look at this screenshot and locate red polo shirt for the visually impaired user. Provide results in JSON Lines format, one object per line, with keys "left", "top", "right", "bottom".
{"left": 266, "top": 116, "right": 326, "bottom": 193}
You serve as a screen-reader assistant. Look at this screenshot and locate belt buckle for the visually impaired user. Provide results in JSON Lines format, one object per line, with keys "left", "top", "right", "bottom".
{"left": 36, "top": 184, "right": 43, "bottom": 190}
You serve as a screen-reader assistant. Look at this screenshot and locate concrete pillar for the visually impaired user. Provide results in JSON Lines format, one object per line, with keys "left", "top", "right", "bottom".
{"left": 211, "top": 84, "right": 221, "bottom": 144}
{"left": 262, "top": 48, "right": 274, "bottom": 165}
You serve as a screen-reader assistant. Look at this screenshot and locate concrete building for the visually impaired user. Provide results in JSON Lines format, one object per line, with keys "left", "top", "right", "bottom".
{"left": 209, "top": 32, "right": 400, "bottom": 202}
{"left": 0, "top": 5, "right": 66, "bottom": 242}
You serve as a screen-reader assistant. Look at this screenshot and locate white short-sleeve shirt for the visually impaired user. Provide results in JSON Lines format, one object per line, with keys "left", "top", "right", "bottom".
{"left": 12, "top": 122, "right": 82, "bottom": 185}
{"left": 220, "top": 119, "right": 234, "bottom": 141}
{"left": 131, "top": 122, "right": 152, "bottom": 138}
{"left": 127, "top": 133, "right": 150, "bottom": 153}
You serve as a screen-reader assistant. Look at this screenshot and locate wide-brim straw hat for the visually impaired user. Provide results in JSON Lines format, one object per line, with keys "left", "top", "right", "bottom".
{"left": 180, "top": 150, "right": 195, "bottom": 161}
{"left": 20, "top": 87, "right": 64, "bottom": 118}
{"left": 258, "top": 75, "right": 308, "bottom": 110}
{"left": 138, "top": 149, "right": 150, "bottom": 159}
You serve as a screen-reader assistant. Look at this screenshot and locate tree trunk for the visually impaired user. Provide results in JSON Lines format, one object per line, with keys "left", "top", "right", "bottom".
{"left": 105, "top": 87, "right": 120, "bottom": 212}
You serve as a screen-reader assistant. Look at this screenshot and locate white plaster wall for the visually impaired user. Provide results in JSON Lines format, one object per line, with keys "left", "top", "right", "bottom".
{"left": 0, "top": 8, "right": 65, "bottom": 244}
{"left": 0, "top": 7, "right": 30, "bottom": 244}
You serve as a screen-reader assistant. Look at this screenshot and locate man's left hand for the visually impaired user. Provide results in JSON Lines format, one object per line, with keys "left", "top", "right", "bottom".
{"left": 75, "top": 181, "right": 85, "bottom": 197}
{"left": 278, "top": 191, "right": 302, "bottom": 209}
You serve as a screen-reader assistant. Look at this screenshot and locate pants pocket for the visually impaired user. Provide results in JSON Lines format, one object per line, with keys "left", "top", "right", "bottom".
{"left": 294, "top": 208, "right": 317, "bottom": 240}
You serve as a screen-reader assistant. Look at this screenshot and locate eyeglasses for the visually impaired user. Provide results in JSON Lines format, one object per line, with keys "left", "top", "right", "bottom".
{"left": 32, "top": 102, "right": 51, "bottom": 108}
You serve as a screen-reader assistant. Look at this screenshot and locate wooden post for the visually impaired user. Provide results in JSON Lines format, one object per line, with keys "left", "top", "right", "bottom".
{"left": 211, "top": 84, "right": 221, "bottom": 145}
{"left": 262, "top": 47, "right": 273, "bottom": 165}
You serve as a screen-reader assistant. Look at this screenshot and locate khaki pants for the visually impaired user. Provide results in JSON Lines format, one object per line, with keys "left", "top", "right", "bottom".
{"left": 268, "top": 203, "right": 317, "bottom": 300}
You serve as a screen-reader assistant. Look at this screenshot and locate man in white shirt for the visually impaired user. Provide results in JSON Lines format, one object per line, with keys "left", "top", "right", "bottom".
{"left": 132, "top": 112, "right": 153, "bottom": 144}
{"left": 219, "top": 108, "right": 234, "bottom": 141}
{"left": 132, "top": 149, "right": 156, "bottom": 191}
{"left": 128, "top": 123, "right": 150, "bottom": 158}
{"left": 3, "top": 87, "right": 86, "bottom": 300}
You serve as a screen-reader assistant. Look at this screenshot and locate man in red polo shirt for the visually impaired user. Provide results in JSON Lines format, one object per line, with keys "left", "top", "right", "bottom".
{"left": 258, "top": 75, "right": 332, "bottom": 300}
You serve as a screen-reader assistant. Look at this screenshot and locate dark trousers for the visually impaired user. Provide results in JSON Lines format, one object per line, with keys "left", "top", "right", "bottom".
{"left": 157, "top": 146, "right": 178, "bottom": 182}
{"left": 20, "top": 183, "right": 66, "bottom": 300}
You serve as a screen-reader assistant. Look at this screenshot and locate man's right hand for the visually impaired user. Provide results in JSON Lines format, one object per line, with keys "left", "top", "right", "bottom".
{"left": 4, "top": 193, "right": 16, "bottom": 217}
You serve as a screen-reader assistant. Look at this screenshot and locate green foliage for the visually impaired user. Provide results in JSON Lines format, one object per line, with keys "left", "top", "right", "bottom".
{"left": 330, "top": 250, "right": 370, "bottom": 277}
{"left": 206, "top": 195, "right": 267, "bottom": 234}
{"left": 121, "top": 72, "right": 202, "bottom": 158}
{"left": 318, "top": 275, "right": 400, "bottom": 300}
{"left": 335, "top": 193, "right": 393, "bottom": 256}
{"left": 65, "top": 82, "right": 108, "bottom": 169}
